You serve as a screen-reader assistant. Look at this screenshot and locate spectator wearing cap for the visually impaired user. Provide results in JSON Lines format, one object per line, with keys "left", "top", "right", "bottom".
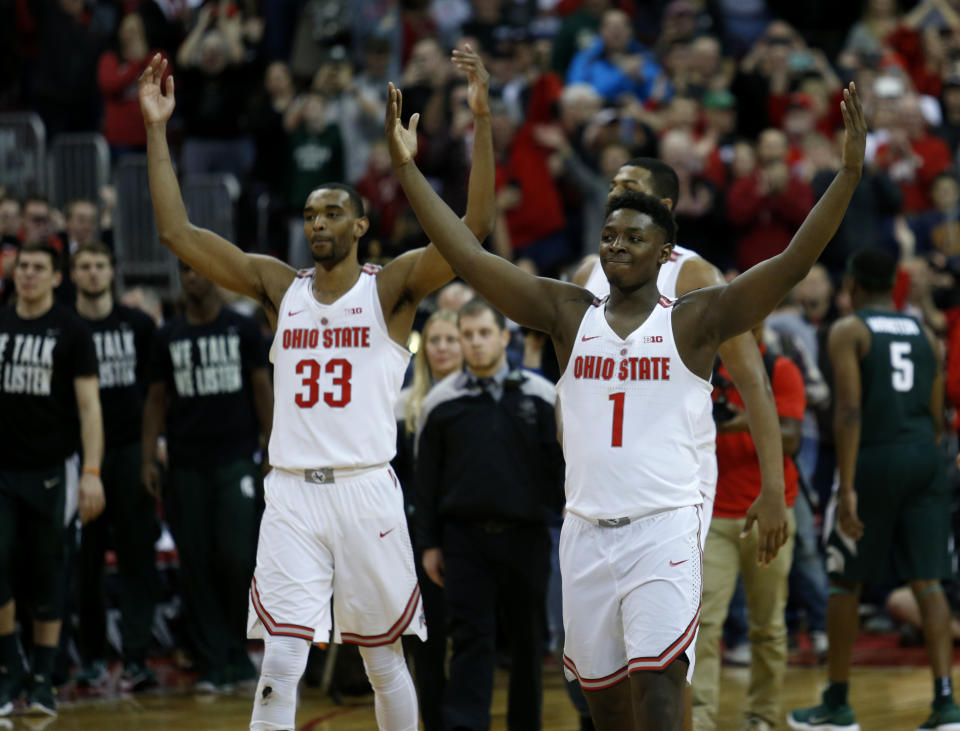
{"left": 566, "top": 8, "right": 664, "bottom": 104}
{"left": 701, "top": 89, "right": 739, "bottom": 189}
{"left": 875, "top": 94, "right": 952, "bottom": 213}
{"left": 727, "top": 128, "right": 815, "bottom": 271}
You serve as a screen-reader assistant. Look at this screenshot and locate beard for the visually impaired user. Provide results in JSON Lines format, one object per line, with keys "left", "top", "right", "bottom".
{"left": 79, "top": 285, "right": 110, "bottom": 299}
{"left": 311, "top": 237, "right": 353, "bottom": 268}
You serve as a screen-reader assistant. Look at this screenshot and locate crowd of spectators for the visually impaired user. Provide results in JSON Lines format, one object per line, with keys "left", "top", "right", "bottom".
{"left": 1, "top": 0, "right": 960, "bottom": 725}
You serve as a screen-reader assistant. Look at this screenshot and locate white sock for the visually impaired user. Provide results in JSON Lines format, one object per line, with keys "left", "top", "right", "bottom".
{"left": 359, "top": 641, "right": 419, "bottom": 731}
{"left": 250, "top": 634, "right": 310, "bottom": 731}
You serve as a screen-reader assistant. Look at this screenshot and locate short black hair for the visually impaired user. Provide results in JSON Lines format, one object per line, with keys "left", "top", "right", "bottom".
{"left": 17, "top": 241, "right": 61, "bottom": 271}
{"left": 605, "top": 191, "right": 677, "bottom": 244}
{"left": 458, "top": 297, "right": 506, "bottom": 331}
{"left": 847, "top": 248, "right": 897, "bottom": 293}
{"left": 312, "top": 183, "right": 365, "bottom": 218}
{"left": 623, "top": 157, "right": 680, "bottom": 207}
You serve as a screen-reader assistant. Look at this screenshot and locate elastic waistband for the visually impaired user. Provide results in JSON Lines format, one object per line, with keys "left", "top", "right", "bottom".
{"left": 275, "top": 463, "right": 389, "bottom": 485}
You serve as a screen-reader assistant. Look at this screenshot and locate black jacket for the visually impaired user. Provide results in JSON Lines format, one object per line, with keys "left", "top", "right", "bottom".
{"left": 414, "top": 368, "right": 564, "bottom": 548}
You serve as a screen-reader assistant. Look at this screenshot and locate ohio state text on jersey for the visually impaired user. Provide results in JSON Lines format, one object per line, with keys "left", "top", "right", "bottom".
{"left": 268, "top": 265, "right": 410, "bottom": 470}
{"left": 556, "top": 297, "right": 711, "bottom": 521}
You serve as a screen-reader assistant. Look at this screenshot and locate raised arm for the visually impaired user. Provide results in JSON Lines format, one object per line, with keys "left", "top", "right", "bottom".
{"left": 382, "top": 46, "right": 497, "bottom": 308}
{"left": 707, "top": 83, "right": 866, "bottom": 343}
{"left": 387, "top": 83, "right": 589, "bottom": 343}
{"left": 680, "top": 256, "right": 789, "bottom": 564}
{"left": 139, "top": 55, "right": 294, "bottom": 313}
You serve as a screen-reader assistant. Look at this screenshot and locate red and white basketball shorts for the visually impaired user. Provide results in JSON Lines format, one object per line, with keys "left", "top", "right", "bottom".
{"left": 247, "top": 465, "right": 426, "bottom": 646}
{"left": 560, "top": 505, "right": 703, "bottom": 690}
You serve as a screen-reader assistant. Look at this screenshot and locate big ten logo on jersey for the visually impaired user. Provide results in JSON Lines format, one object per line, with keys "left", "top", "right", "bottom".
{"left": 169, "top": 332, "right": 242, "bottom": 397}
{"left": 93, "top": 327, "right": 137, "bottom": 388}
{"left": 0, "top": 331, "right": 56, "bottom": 395}
{"left": 573, "top": 354, "right": 670, "bottom": 382}
{"left": 641, "top": 335, "right": 663, "bottom": 343}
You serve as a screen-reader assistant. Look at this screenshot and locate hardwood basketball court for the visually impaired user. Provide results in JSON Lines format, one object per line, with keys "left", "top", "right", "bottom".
{"left": 0, "top": 663, "right": 941, "bottom": 730}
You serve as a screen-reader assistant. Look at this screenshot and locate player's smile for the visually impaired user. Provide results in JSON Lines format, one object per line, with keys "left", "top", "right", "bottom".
{"left": 598, "top": 209, "right": 667, "bottom": 289}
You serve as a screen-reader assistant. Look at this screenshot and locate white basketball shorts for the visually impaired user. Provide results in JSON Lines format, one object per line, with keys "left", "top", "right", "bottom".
{"left": 560, "top": 505, "right": 703, "bottom": 690}
{"left": 247, "top": 465, "right": 426, "bottom": 646}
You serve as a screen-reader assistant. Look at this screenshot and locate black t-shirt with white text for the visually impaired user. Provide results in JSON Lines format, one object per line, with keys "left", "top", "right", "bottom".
{"left": 148, "top": 307, "right": 267, "bottom": 468}
{"left": 80, "top": 304, "right": 156, "bottom": 449}
{"left": 0, "top": 303, "right": 99, "bottom": 469}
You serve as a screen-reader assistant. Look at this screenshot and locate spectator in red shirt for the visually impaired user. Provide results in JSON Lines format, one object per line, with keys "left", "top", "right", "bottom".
{"left": 492, "top": 77, "right": 569, "bottom": 276}
{"left": 875, "top": 94, "right": 952, "bottom": 213}
{"left": 692, "top": 320, "right": 806, "bottom": 731}
{"left": 98, "top": 13, "right": 165, "bottom": 158}
{"left": 727, "top": 129, "right": 814, "bottom": 272}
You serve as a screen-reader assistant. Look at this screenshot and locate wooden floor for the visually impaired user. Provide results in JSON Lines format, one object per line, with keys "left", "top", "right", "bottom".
{"left": 0, "top": 664, "right": 942, "bottom": 730}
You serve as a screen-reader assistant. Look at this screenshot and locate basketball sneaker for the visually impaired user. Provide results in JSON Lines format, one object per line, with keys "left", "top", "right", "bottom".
{"left": 0, "top": 667, "right": 25, "bottom": 717}
{"left": 787, "top": 697, "right": 859, "bottom": 730}
{"left": 120, "top": 661, "right": 157, "bottom": 693}
{"left": 74, "top": 659, "right": 109, "bottom": 689}
{"left": 916, "top": 700, "right": 960, "bottom": 730}
{"left": 24, "top": 675, "right": 56, "bottom": 717}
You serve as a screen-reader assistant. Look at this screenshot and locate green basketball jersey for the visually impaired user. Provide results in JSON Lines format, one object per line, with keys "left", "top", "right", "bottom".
{"left": 855, "top": 308, "right": 935, "bottom": 446}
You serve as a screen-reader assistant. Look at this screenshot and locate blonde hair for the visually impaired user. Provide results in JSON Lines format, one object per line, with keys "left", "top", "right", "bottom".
{"left": 405, "top": 310, "right": 460, "bottom": 436}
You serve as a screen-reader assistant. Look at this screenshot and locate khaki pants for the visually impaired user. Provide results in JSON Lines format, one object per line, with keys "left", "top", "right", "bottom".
{"left": 692, "top": 510, "right": 796, "bottom": 730}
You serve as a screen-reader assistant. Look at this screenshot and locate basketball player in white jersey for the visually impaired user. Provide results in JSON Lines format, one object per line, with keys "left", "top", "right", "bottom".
{"left": 572, "top": 158, "right": 789, "bottom": 564}
{"left": 139, "top": 48, "right": 495, "bottom": 731}
{"left": 387, "top": 81, "right": 866, "bottom": 729}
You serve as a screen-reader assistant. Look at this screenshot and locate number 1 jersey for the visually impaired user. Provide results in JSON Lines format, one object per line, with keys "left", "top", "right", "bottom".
{"left": 269, "top": 265, "right": 411, "bottom": 470}
{"left": 556, "top": 297, "right": 712, "bottom": 521}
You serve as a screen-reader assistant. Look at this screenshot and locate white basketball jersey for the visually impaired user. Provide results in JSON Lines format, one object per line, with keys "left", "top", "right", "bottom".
{"left": 582, "top": 244, "right": 701, "bottom": 301}
{"left": 580, "top": 245, "right": 718, "bottom": 503}
{"left": 556, "top": 297, "right": 712, "bottom": 521}
{"left": 268, "top": 265, "right": 411, "bottom": 470}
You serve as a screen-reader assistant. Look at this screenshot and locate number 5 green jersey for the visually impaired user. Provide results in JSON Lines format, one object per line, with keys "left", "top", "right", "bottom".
{"left": 855, "top": 308, "right": 935, "bottom": 446}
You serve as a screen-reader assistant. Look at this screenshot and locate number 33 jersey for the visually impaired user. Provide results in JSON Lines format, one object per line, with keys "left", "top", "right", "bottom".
{"left": 556, "top": 297, "right": 712, "bottom": 522}
{"left": 269, "top": 265, "right": 411, "bottom": 470}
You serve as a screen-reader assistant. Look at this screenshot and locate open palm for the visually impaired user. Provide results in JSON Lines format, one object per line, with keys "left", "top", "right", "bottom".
{"left": 385, "top": 83, "right": 419, "bottom": 167}
{"left": 138, "top": 53, "right": 175, "bottom": 125}
{"left": 452, "top": 45, "right": 490, "bottom": 116}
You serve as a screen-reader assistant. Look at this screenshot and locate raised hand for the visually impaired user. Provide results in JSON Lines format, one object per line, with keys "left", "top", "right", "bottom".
{"left": 840, "top": 81, "right": 866, "bottom": 174}
{"left": 385, "top": 83, "right": 419, "bottom": 168}
{"left": 138, "top": 53, "right": 175, "bottom": 126}
{"left": 452, "top": 44, "right": 490, "bottom": 116}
